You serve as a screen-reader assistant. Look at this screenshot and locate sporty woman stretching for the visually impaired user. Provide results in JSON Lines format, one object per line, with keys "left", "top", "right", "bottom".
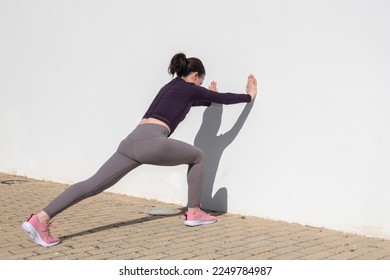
{"left": 22, "top": 53, "right": 258, "bottom": 247}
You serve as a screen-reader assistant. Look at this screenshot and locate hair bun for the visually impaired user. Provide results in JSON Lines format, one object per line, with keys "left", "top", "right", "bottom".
{"left": 168, "top": 52, "right": 205, "bottom": 77}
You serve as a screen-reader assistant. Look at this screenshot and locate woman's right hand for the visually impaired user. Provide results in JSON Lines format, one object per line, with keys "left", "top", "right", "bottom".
{"left": 208, "top": 80, "right": 218, "bottom": 92}
{"left": 246, "top": 74, "right": 257, "bottom": 101}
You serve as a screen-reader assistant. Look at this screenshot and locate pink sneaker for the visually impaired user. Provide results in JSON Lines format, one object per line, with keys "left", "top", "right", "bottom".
{"left": 22, "top": 214, "right": 60, "bottom": 247}
{"left": 184, "top": 208, "right": 217, "bottom": 226}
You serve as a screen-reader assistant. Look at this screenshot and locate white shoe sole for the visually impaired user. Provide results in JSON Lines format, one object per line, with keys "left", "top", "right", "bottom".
{"left": 184, "top": 220, "right": 217, "bottom": 227}
{"left": 22, "top": 222, "right": 60, "bottom": 247}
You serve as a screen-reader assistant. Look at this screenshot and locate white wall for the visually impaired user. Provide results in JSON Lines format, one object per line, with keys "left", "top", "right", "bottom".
{"left": 1, "top": 0, "right": 389, "bottom": 239}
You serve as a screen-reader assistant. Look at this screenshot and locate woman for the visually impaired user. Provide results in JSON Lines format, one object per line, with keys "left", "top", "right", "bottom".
{"left": 22, "top": 53, "right": 258, "bottom": 247}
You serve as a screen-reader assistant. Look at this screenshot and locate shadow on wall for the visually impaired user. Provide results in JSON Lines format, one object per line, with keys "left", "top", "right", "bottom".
{"left": 194, "top": 101, "right": 254, "bottom": 213}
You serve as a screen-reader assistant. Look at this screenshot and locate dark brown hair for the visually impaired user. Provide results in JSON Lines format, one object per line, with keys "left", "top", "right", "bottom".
{"left": 168, "top": 53, "right": 206, "bottom": 77}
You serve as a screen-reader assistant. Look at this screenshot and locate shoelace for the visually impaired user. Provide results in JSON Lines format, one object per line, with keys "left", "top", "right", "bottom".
{"left": 198, "top": 210, "right": 208, "bottom": 217}
{"left": 43, "top": 222, "right": 58, "bottom": 242}
{"left": 40, "top": 220, "right": 55, "bottom": 233}
{"left": 195, "top": 209, "right": 212, "bottom": 219}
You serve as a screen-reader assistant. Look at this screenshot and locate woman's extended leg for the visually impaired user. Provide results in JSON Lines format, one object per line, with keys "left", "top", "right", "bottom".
{"left": 43, "top": 152, "right": 141, "bottom": 218}
{"left": 23, "top": 150, "right": 141, "bottom": 247}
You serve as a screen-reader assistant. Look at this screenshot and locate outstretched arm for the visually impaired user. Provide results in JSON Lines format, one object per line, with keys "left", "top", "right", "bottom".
{"left": 193, "top": 76, "right": 255, "bottom": 105}
{"left": 209, "top": 75, "right": 257, "bottom": 101}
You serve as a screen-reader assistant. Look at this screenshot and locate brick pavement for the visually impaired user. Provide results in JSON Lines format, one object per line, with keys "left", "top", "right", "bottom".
{"left": 1, "top": 172, "right": 390, "bottom": 260}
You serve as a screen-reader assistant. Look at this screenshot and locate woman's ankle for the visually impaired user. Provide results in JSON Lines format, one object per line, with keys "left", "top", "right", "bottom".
{"left": 187, "top": 206, "right": 200, "bottom": 214}
{"left": 36, "top": 211, "right": 50, "bottom": 224}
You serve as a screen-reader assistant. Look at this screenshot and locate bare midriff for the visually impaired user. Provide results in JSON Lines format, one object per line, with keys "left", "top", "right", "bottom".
{"left": 139, "top": 118, "right": 171, "bottom": 134}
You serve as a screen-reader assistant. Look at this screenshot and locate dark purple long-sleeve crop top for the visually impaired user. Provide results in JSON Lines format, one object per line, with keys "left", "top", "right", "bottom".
{"left": 143, "top": 77, "right": 251, "bottom": 135}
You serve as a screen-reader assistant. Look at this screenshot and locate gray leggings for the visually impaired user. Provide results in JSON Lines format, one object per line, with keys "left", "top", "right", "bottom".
{"left": 43, "top": 124, "right": 205, "bottom": 218}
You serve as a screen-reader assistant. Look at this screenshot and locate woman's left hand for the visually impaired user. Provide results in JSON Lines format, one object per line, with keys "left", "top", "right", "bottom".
{"left": 208, "top": 81, "right": 218, "bottom": 92}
